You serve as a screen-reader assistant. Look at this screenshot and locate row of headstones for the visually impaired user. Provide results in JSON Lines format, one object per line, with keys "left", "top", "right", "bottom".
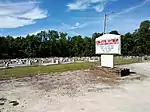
{"left": 0, "top": 55, "right": 149, "bottom": 68}
{"left": 39, "top": 57, "right": 100, "bottom": 64}
{"left": 0, "top": 57, "right": 100, "bottom": 67}
{"left": 0, "top": 59, "right": 32, "bottom": 68}
{"left": 116, "top": 56, "right": 150, "bottom": 60}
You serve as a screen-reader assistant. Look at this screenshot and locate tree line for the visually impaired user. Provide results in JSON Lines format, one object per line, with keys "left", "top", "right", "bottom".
{"left": 0, "top": 20, "right": 150, "bottom": 59}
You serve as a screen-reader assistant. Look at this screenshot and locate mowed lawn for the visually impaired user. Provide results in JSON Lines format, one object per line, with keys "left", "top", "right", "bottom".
{"left": 0, "top": 58, "right": 141, "bottom": 78}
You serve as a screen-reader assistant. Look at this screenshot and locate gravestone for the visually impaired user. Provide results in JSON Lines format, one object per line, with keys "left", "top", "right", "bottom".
{"left": 55, "top": 60, "right": 59, "bottom": 64}
{"left": 68, "top": 58, "right": 71, "bottom": 62}
{"left": 27, "top": 60, "right": 31, "bottom": 65}
{"left": 51, "top": 58, "right": 55, "bottom": 63}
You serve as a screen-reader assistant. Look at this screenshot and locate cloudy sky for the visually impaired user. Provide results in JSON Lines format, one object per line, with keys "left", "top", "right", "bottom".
{"left": 0, "top": 0, "right": 150, "bottom": 37}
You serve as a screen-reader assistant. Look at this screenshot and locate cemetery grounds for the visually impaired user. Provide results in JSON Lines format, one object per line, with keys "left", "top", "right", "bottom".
{"left": 0, "top": 58, "right": 150, "bottom": 112}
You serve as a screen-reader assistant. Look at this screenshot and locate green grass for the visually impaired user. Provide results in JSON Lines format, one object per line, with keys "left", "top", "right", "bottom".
{"left": 0, "top": 58, "right": 141, "bottom": 78}
{"left": 114, "top": 58, "right": 141, "bottom": 65}
{"left": 0, "top": 62, "right": 96, "bottom": 78}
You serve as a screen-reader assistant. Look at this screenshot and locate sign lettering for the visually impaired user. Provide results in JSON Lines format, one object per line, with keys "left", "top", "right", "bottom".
{"left": 96, "top": 39, "right": 119, "bottom": 45}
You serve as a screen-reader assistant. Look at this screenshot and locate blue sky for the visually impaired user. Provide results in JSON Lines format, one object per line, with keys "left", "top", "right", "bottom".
{"left": 0, "top": 0, "right": 150, "bottom": 37}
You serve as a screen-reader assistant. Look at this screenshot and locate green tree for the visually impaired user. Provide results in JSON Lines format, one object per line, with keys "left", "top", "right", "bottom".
{"left": 83, "top": 37, "right": 93, "bottom": 56}
{"left": 121, "top": 33, "right": 135, "bottom": 56}
{"left": 58, "top": 32, "right": 68, "bottom": 57}
{"left": 71, "top": 36, "right": 84, "bottom": 57}
{"left": 109, "top": 30, "right": 120, "bottom": 35}
{"left": 0, "top": 20, "right": 149, "bottom": 59}
{"left": 92, "top": 32, "right": 103, "bottom": 38}
{"left": 134, "top": 20, "right": 150, "bottom": 56}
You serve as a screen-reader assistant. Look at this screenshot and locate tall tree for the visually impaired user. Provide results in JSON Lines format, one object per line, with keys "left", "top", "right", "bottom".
{"left": 134, "top": 20, "right": 150, "bottom": 56}
{"left": 58, "top": 32, "right": 68, "bottom": 57}
{"left": 121, "top": 33, "right": 135, "bottom": 56}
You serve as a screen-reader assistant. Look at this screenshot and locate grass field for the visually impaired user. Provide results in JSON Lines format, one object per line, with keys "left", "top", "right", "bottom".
{"left": 0, "top": 58, "right": 141, "bottom": 78}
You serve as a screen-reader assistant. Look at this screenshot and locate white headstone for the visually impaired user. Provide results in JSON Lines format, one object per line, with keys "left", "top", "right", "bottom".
{"left": 55, "top": 60, "right": 59, "bottom": 64}
{"left": 27, "top": 60, "right": 31, "bottom": 65}
{"left": 51, "top": 58, "right": 54, "bottom": 63}
{"left": 68, "top": 58, "right": 71, "bottom": 62}
{"left": 72, "top": 58, "right": 75, "bottom": 63}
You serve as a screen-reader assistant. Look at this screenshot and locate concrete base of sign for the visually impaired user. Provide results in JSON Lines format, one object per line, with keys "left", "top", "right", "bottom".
{"left": 90, "top": 66, "right": 130, "bottom": 77}
{"left": 101, "top": 55, "right": 114, "bottom": 68}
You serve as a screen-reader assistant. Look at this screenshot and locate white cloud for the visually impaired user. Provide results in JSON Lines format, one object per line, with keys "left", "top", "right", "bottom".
{"left": 111, "top": 0, "right": 148, "bottom": 18}
{"left": 67, "top": 0, "right": 117, "bottom": 12}
{"left": 75, "top": 22, "right": 80, "bottom": 26}
{"left": 93, "top": 4, "right": 104, "bottom": 12}
{"left": 90, "top": 0, "right": 105, "bottom": 3}
{"left": 67, "top": 1, "right": 90, "bottom": 10}
{"left": 18, "top": 7, "right": 47, "bottom": 20}
{"left": 0, "top": 16, "right": 35, "bottom": 28}
{"left": 69, "top": 22, "right": 87, "bottom": 30}
{"left": 67, "top": 0, "right": 107, "bottom": 12}
{"left": 0, "top": 1, "right": 48, "bottom": 28}
{"left": 66, "top": 0, "right": 149, "bottom": 34}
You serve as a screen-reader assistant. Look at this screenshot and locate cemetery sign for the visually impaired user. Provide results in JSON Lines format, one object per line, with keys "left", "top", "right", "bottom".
{"left": 95, "top": 34, "right": 121, "bottom": 54}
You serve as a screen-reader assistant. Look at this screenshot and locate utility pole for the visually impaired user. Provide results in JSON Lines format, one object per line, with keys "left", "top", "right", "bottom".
{"left": 104, "top": 13, "right": 107, "bottom": 34}
{"left": 103, "top": 12, "right": 114, "bottom": 34}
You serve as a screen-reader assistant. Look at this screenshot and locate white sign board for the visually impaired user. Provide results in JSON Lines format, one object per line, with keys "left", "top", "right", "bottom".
{"left": 95, "top": 34, "right": 121, "bottom": 54}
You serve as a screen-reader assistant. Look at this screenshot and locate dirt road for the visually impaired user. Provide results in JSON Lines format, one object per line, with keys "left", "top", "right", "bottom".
{"left": 0, "top": 62, "right": 150, "bottom": 112}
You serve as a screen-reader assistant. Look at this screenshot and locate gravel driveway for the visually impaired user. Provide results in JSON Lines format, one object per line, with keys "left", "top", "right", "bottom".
{"left": 0, "top": 62, "right": 150, "bottom": 112}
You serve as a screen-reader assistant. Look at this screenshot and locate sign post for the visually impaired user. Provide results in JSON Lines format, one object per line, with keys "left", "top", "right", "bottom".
{"left": 101, "top": 55, "right": 114, "bottom": 68}
{"left": 95, "top": 34, "right": 121, "bottom": 68}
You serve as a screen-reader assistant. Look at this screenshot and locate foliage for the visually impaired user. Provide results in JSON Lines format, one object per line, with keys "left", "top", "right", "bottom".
{"left": 121, "top": 20, "right": 150, "bottom": 56}
{"left": 0, "top": 20, "right": 150, "bottom": 59}
{"left": 109, "top": 30, "right": 120, "bottom": 35}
